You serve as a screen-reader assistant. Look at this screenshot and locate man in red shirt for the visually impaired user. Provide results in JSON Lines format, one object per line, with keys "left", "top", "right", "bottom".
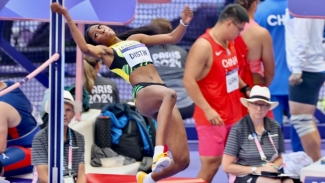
{"left": 183, "top": 4, "right": 250, "bottom": 183}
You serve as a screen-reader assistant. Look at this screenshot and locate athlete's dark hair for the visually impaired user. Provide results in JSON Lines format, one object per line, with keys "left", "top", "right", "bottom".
{"left": 218, "top": 4, "right": 250, "bottom": 24}
{"left": 235, "top": 0, "right": 257, "bottom": 10}
{"left": 84, "top": 24, "right": 161, "bottom": 45}
{"left": 84, "top": 25, "right": 97, "bottom": 45}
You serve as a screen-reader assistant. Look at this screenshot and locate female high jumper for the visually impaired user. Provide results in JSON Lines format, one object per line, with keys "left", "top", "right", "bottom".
{"left": 51, "top": 2, "right": 193, "bottom": 183}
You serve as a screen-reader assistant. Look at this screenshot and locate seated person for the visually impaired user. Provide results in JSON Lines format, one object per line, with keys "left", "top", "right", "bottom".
{"left": 222, "top": 86, "right": 293, "bottom": 183}
{"left": 0, "top": 80, "right": 40, "bottom": 177}
{"left": 83, "top": 55, "right": 120, "bottom": 109}
{"left": 148, "top": 18, "right": 195, "bottom": 120}
{"left": 32, "top": 91, "right": 86, "bottom": 183}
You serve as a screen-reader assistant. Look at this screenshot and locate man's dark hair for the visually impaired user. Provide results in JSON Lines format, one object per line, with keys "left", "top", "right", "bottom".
{"left": 218, "top": 4, "right": 249, "bottom": 24}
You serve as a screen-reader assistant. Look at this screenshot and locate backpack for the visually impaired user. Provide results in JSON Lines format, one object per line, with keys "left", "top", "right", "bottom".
{"left": 110, "top": 105, "right": 156, "bottom": 161}
{"left": 98, "top": 103, "right": 156, "bottom": 172}
{"left": 127, "top": 104, "right": 156, "bottom": 155}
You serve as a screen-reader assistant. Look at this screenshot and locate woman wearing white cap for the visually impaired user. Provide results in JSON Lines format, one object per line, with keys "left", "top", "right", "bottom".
{"left": 222, "top": 86, "right": 293, "bottom": 183}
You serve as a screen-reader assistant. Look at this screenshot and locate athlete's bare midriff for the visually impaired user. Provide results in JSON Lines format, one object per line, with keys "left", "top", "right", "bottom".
{"left": 102, "top": 44, "right": 164, "bottom": 87}
{"left": 129, "top": 64, "right": 164, "bottom": 87}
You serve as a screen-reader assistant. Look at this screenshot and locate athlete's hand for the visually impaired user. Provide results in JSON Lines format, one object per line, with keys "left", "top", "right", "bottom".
{"left": 289, "top": 73, "right": 303, "bottom": 86}
{"left": 204, "top": 108, "right": 224, "bottom": 126}
{"left": 51, "top": 2, "right": 68, "bottom": 15}
{"left": 181, "top": 5, "right": 194, "bottom": 25}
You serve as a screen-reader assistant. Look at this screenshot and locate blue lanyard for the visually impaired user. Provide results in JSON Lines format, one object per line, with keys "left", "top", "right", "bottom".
{"left": 68, "top": 129, "right": 73, "bottom": 176}
{"left": 69, "top": 129, "right": 72, "bottom": 146}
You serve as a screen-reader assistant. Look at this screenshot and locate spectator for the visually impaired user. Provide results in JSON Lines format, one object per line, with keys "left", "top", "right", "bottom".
{"left": 32, "top": 90, "right": 86, "bottom": 183}
{"left": 183, "top": 4, "right": 250, "bottom": 183}
{"left": 284, "top": 10, "right": 325, "bottom": 161}
{"left": 222, "top": 86, "right": 293, "bottom": 183}
{"left": 0, "top": 80, "right": 40, "bottom": 177}
{"left": 83, "top": 55, "right": 120, "bottom": 109}
{"left": 149, "top": 18, "right": 195, "bottom": 119}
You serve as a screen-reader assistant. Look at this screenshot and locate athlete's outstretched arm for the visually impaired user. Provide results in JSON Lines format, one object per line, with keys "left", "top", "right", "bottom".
{"left": 128, "top": 5, "right": 193, "bottom": 45}
{"left": 50, "top": 3, "right": 108, "bottom": 59}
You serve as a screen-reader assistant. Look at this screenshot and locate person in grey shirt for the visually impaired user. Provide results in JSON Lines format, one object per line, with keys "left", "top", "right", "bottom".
{"left": 83, "top": 55, "right": 120, "bottom": 110}
{"left": 222, "top": 86, "right": 293, "bottom": 183}
{"left": 149, "top": 18, "right": 194, "bottom": 119}
{"left": 32, "top": 91, "right": 86, "bottom": 183}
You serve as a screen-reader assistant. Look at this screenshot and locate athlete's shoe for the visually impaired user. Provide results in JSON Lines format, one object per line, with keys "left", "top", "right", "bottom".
{"left": 152, "top": 152, "right": 171, "bottom": 173}
{"left": 136, "top": 171, "right": 147, "bottom": 183}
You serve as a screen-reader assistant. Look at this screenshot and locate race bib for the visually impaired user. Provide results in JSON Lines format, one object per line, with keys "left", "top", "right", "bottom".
{"left": 226, "top": 68, "right": 239, "bottom": 93}
{"left": 121, "top": 44, "right": 153, "bottom": 68}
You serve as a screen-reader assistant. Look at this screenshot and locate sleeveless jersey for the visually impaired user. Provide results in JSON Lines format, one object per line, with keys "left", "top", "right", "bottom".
{"left": 194, "top": 29, "right": 242, "bottom": 126}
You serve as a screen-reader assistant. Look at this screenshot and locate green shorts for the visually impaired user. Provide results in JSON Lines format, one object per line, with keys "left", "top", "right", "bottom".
{"left": 132, "top": 82, "right": 167, "bottom": 103}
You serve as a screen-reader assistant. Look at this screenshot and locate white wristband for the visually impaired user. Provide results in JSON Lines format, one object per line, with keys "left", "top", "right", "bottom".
{"left": 180, "top": 19, "right": 188, "bottom": 27}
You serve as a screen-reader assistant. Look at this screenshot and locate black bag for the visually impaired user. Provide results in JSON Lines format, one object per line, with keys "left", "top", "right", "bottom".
{"left": 127, "top": 104, "right": 156, "bottom": 150}
{"left": 111, "top": 119, "right": 144, "bottom": 161}
{"left": 111, "top": 117, "right": 156, "bottom": 173}
{"left": 101, "top": 103, "right": 156, "bottom": 172}
{"left": 108, "top": 103, "right": 156, "bottom": 161}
